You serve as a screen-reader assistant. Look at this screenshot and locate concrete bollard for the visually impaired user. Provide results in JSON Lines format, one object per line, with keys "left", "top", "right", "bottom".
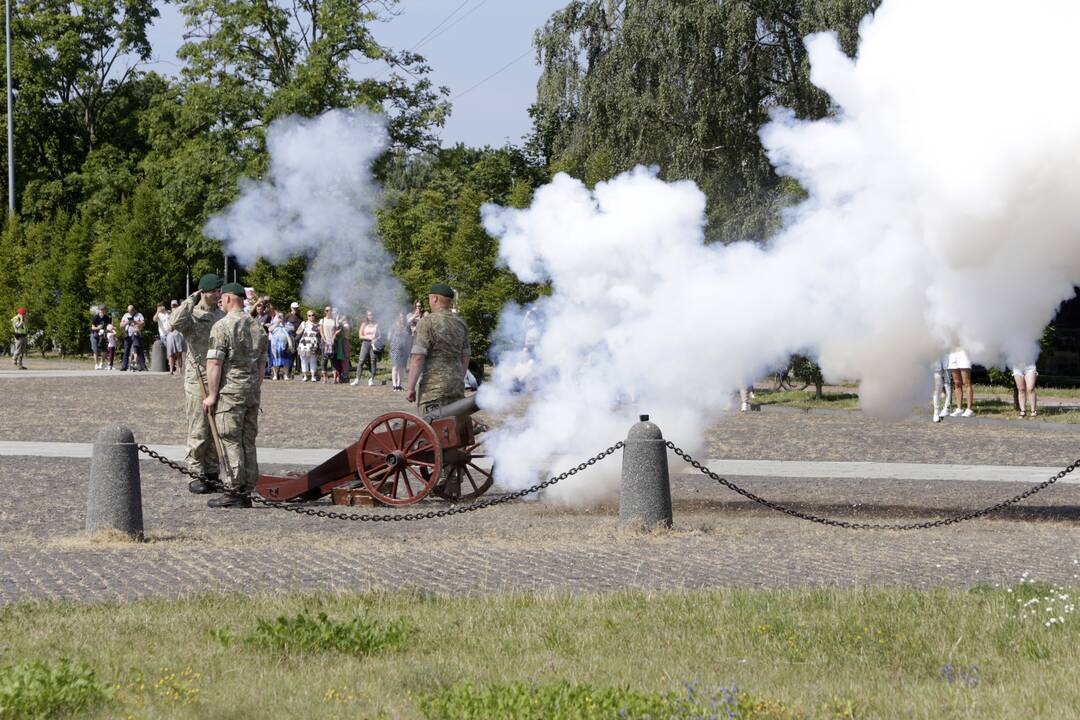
{"left": 618, "top": 414, "right": 673, "bottom": 531}
{"left": 150, "top": 339, "right": 167, "bottom": 372}
{"left": 86, "top": 425, "right": 144, "bottom": 540}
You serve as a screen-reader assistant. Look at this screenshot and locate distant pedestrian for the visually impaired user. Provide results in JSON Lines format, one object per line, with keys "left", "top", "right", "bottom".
{"left": 388, "top": 311, "right": 411, "bottom": 391}
{"left": 931, "top": 357, "right": 952, "bottom": 423}
{"left": 352, "top": 310, "right": 379, "bottom": 386}
{"left": 319, "top": 305, "right": 340, "bottom": 383}
{"left": 285, "top": 302, "right": 303, "bottom": 376}
{"left": 269, "top": 319, "right": 294, "bottom": 380}
{"left": 119, "top": 305, "right": 146, "bottom": 371}
{"left": 105, "top": 324, "right": 117, "bottom": 369}
{"left": 10, "top": 307, "right": 27, "bottom": 369}
{"left": 89, "top": 306, "right": 108, "bottom": 370}
{"left": 296, "top": 310, "right": 321, "bottom": 382}
{"left": 947, "top": 348, "right": 974, "bottom": 417}
{"left": 407, "top": 300, "right": 425, "bottom": 335}
{"left": 1013, "top": 361, "right": 1039, "bottom": 418}
{"left": 165, "top": 299, "right": 186, "bottom": 375}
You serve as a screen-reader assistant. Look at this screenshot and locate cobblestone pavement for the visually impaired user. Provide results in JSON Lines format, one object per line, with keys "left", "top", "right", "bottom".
{"left": 0, "top": 370, "right": 1079, "bottom": 603}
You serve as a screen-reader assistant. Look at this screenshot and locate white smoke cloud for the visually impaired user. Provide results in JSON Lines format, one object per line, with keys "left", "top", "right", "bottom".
{"left": 479, "top": 0, "right": 1080, "bottom": 503}
{"left": 206, "top": 109, "right": 405, "bottom": 315}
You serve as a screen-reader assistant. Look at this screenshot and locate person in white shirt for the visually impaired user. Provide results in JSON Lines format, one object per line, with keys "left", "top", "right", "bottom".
{"left": 119, "top": 305, "right": 146, "bottom": 371}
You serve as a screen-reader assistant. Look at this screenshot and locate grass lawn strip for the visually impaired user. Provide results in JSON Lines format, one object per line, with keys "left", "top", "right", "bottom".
{"left": 1, "top": 587, "right": 1078, "bottom": 719}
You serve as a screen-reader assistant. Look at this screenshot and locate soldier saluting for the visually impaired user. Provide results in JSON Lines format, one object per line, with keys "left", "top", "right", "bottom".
{"left": 202, "top": 282, "right": 268, "bottom": 508}
{"left": 169, "top": 274, "right": 225, "bottom": 494}
{"left": 405, "top": 283, "right": 470, "bottom": 415}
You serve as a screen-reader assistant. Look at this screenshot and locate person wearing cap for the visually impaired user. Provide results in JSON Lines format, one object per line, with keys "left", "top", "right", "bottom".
{"left": 170, "top": 273, "right": 226, "bottom": 493}
{"left": 203, "top": 282, "right": 268, "bottom": 508}
{"left": 283, "top": 302, "right": 303, "bottom": 376}
{"left": 406, "top": 284, "right": 470, "bottom": 415}
{"left": 10, "top": 307, "right": 28, "bottom": 369}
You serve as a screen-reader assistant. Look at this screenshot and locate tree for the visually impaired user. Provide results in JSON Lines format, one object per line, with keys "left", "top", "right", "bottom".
{"left": 5, "top": 0, "right": 158, "bottom": 214}
{"left": 379, "top": 146, "right": 547, "bottom": 359}
{"left": 529, "top": 0, "right": 880, "bottom": 241}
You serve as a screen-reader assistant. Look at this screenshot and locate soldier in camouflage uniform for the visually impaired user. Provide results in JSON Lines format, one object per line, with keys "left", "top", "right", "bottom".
{"left": 170, "top": 274, "right": 226, "bottom": 494}
{"left": 10, "top": 308, "right": 27, "bottom": 369}
{"left": 203, "top": 282, "right": 268, "bottom": 508}
{"left": 406, "top": 283, "right": 470, "bottom": 415}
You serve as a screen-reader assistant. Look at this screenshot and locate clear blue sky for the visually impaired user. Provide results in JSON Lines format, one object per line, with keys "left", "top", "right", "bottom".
{"left": 144, "top": 0, "right": 570, "bottom": 148}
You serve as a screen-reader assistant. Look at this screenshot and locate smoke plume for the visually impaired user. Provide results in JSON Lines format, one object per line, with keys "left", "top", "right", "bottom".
{"left": 479, "top": 0, "right": 1080, "bottom": 503}
{"left": 206, "top": 109, "right": 404, "bottom": 315}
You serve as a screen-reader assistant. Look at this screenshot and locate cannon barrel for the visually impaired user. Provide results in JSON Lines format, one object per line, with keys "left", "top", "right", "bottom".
{"left": 423, "top": 394, "right": 479, "bottom": 423}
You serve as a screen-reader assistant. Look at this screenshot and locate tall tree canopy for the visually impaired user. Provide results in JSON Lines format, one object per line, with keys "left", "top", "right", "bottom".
{"left": 529, "top": 0, "right": 880, "bottom": 241}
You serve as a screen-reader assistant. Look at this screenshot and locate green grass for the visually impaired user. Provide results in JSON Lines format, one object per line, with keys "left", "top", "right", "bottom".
{"left": 753, "top": 390, "right": 860, "bottom": 410}
{"left": 1, "top": 587, "right": 1078, "bottom": 719}
{"left": 973, "top": 383, "right": 1080, "bottom": 400}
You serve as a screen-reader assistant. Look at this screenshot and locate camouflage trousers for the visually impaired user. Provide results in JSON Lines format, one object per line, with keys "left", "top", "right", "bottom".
{"left": 214, "top": 393, "right": 260, "bottom": 493}
{"left": 11, "top": 335, "right": 25, "bottom": 367}
{"left": 184, "top": 389, "right": 219, "bottom": 478}
{"left": 417, "top": 393, "right": 463, "bottom": 418}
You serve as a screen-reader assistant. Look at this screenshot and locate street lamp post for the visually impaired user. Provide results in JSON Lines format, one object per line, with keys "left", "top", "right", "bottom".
{"left": 5, "top": 0, "right": 13, "bottom": 213}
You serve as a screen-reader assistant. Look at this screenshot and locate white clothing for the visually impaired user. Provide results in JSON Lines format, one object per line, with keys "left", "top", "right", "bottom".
{"left": 946, "top": 350, "right": 971, "bottom": 370}
{"left": 1012, "top": 364, "right": 1037, "bottom": 377}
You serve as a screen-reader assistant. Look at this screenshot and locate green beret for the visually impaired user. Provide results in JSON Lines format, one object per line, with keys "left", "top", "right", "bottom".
{"left": 220, "top": 282, "right": 246, "bottom": 298}
{"left": 429, "top": 283, "right": 455, "bottom": 298}
{"left": 198, "top": 273, "right": 223, "bottom": 291}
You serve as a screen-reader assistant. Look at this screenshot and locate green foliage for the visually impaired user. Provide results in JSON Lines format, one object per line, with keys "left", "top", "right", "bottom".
{"left": 379, "top": 145, "right": 548, "bottom": 358}
{"left": 0, "top": 659, "right": 109, "bottom": 719}
{"left": 242, "top": 611, "right": 410, "bottom": 656}
{"left": 416, "top": 681, "right": 803, "bottom": 720}
{"left": 530, "top": 0, "right": 881, "bottom": 242}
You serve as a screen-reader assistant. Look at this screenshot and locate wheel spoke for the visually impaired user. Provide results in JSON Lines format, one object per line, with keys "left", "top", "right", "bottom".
{"left": 369, "top": 425, "right": 396, "bottom": 454}
{"left": 401, "top": 423, "right": 423, "bottom": 453}
{"left": 462, "top": 466, "right": 481, "bottom": 493}
{"left": 405, "top": 465, "right": 428, "bottom": 490}
{"left": 399, "top": 467, "right": 416, "bottom": 498}
{"left": 407, "top": 458, "right": 437, "bottom": 469}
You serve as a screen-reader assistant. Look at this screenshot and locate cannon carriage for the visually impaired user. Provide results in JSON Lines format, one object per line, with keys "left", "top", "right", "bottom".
{"left": 255, "top": 395, "right": 494, "bottom": 506}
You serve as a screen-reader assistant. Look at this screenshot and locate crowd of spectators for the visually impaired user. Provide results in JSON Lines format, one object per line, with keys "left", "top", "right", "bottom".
{"left": 84, "top": 291, "right": 431, "bottom": 384}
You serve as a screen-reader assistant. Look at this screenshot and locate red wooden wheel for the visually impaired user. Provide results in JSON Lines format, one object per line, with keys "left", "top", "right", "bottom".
{"left": 356, "top": 412, "right": 441, "bottom": 506}
{"left": 432, "top": 420, "right": 495, "bottom": 501}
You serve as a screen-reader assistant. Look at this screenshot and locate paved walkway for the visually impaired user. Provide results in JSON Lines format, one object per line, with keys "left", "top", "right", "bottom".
{"left": 1, "top": 440, "right": 1076, "bottom": 484}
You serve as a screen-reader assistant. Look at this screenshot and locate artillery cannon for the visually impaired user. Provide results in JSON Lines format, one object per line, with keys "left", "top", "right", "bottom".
{"left": 255, "top": 395, "right": 494, "bottom": 506}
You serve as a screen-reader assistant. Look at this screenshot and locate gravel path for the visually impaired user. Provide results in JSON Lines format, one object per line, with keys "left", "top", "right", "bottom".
{"left": 0, "top": 369, "right": 1078, "bottom": 603}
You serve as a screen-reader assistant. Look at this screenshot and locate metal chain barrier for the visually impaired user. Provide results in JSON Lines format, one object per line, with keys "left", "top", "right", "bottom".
{"left": 138, "top": 441, "right": 624, "bottom": 522}
{"left": 142, "top": 439, "right": 1076, "bottom": 530}
{"left": 666, "top": 441, "right": 1079, "bottom": 530}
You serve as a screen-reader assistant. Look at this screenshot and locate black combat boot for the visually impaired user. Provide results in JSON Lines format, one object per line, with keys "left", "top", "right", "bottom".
{"left": 207, "top": 493, "right": 252, "bottom": 509}
{"left": 188, "top": 473, "right": 218, "bottom": 495}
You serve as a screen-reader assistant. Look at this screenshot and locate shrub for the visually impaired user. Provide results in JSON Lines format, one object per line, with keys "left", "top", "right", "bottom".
{"left": 244, "top": 611, "right": 410, "bottom": 656}
{"left": 416, "top": 681, "right": 803, "bottom": 720}
{"left": 0, "top": 659, "right": 109, "bottom": 719}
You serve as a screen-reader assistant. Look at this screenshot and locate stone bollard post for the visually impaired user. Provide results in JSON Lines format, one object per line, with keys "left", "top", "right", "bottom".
{"left": 618, "top": 415, "right": 673, "bottom": 531}
{"left": 150, "top": 339, "right": 167, "bottom": 372}
{"left": 86, "top": 425, "right": 144, "bottom": 540}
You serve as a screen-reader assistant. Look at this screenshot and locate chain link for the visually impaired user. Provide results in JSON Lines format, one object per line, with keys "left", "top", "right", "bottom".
{"left": 666, "top": 441, "right": 1078, "bottom": 530}
{"left": 138, "top": 442, "right": 624, "bottom": 521}
{"left": 141, "top": 439, "right": 1077, "bottom": 530}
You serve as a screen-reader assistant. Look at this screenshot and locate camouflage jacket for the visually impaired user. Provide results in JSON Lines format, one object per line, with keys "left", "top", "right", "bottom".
{"left": 170, "top": 295, "right": 225, "bottom": 389}
{"left": 412, "top": 309, "right": 470, "bottom": 404}
{"left": 206, "top": 310, "right": 268, "bottom": 399}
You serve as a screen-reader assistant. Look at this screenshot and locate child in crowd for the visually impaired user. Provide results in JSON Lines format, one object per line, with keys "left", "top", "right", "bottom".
{"left": 105, "top": 324, "right": 117, "bottom": 370}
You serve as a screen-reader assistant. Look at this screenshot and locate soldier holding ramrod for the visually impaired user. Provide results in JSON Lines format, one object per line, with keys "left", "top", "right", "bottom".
{"left": 202, "top": 283, "right": 268, "bottom": 508}
{"left": 169, "top": 273, "right": 226, "bottom": 494}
